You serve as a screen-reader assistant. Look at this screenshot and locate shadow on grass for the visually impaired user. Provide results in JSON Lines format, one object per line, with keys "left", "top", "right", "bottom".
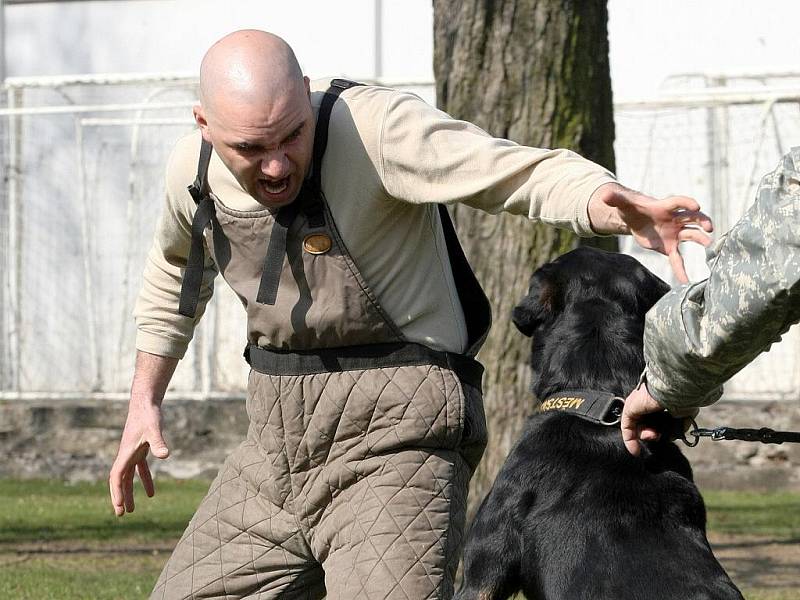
{"left": 712, "top": 537, "right": 800, "bottom": 549}
{"left": 0, "top": 519, "right": 191, "bottom": 544}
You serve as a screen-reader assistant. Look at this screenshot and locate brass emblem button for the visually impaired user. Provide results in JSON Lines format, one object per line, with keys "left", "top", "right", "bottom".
{"left": 303, "top": 233, "right": 332, "bottom": 255}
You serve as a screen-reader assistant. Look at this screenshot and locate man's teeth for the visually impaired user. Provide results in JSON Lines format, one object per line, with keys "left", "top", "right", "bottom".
{"left": 263, "top": 179, "right": 289, "bottom": 194}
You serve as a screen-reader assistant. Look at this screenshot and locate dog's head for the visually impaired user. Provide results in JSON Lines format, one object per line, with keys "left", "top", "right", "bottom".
{"left": 512, "top": 247, "right": 670, "bottom": 400}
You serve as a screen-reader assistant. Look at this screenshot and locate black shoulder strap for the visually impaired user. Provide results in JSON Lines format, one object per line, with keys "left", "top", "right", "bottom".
{"left": 187, "top": 138, "right": 213, "bottom": 204}
{"left": 310, "top": 78, "right": 363, "bottom": 195}
{"left": 307, "top": 80, "right": 491, "bottom": 354}
{"left": 178, "top": 137, "right": 215, "bottom": 317}
{"left": 437, "top": 205, "right": 492, "bottom": 355}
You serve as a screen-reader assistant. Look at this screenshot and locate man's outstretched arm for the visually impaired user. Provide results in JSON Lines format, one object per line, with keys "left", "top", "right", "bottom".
{"left": 109, "top": 350, "right": 179, "bottom": 516}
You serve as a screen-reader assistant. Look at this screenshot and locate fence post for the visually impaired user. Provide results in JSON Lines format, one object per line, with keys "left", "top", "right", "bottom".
{"left": 706, "top": 75, "right": 731, "bottom": 231}
{"left": 6, "top": 85, "right": 21, "bottom": 391}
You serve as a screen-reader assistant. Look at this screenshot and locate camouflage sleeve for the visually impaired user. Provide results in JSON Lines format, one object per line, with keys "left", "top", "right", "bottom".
{"left": 643, "top": 148, "right": 800, "bottom": 415}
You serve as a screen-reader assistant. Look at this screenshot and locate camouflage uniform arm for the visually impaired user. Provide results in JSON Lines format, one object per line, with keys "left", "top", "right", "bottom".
{"left": 644, "top": 148, "right": 800, "bottom": 415}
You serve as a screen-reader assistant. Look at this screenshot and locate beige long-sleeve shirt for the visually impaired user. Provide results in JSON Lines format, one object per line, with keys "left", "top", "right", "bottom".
{"left": 134, "top": 79, "right": 616, "bottom": 359}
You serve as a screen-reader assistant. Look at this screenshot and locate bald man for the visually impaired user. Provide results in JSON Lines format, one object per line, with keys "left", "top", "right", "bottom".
{"left": 109, "top": 30, "right": 711, "bottom": 600}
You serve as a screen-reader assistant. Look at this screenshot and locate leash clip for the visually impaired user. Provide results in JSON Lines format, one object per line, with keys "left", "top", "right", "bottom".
{"left": 682, "top": 418, "right": 725, "bottom": 447}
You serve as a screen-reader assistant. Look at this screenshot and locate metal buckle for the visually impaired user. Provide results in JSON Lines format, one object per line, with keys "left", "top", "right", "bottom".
{"left": 601, "top": 397, "right": 625, "bottom": 426}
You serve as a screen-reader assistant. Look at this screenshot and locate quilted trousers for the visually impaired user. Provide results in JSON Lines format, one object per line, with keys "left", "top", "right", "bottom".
{"left": 151, "top": 362, "right": 487, "bottom": 600}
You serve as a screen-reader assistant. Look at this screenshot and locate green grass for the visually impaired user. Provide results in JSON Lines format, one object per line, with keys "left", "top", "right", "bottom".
{"left": 0, "top": 480, "right": 798, "bottom": 599}
{"left": 0, "top": 554, "right": 166, "bottom": 600}
{"left": 0, "top": 478, "right": 209, "bottom": 600}
{"left": 704, "top": 490, "right": 800, "bottom": 539}
{"left": 0, "top": 478, "right": 210, "bottom": 545}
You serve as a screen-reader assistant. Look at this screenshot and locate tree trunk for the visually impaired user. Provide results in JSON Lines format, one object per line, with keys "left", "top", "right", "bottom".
{"left": 433, "top": 0, "right": 617, "bottom": 518}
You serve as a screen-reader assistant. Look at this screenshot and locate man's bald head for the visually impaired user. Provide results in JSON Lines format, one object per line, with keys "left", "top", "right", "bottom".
{"left": 199, "top": 30, "right": 305, "bottom": 118}
{"left": 193, "top": 30, "right": 315, "bottom": 209}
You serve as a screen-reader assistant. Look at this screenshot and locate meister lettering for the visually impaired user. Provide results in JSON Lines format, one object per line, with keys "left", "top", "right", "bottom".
{"left": 540, "top": 396, "right": 585, "bottom": 411}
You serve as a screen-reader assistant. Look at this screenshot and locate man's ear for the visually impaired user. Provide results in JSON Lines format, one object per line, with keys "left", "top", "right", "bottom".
{"left": 193, "top": 104, "right": 212, "bottom": 142}
{"left": 512, "top": 265, "right": 559, "bottom": 337}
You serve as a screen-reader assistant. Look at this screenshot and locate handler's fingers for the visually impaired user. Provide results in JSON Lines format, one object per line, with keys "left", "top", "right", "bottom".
{"left": 622, "top": 427, "right": 642, "bottom": 456}
{"left": 668, "top": 248, "right": 689, "bottom": 284}
{"left": 621, "top": 413, "right": 642, "bottom": 456}
{"left": 138, "top": 459, "right": 155, "bottom": 498}
{"left": 640, "top": 428, "right": 661, "bottom": 442}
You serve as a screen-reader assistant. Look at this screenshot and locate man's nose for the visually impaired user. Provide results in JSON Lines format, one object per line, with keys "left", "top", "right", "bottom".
{"left": 261, "top": 152, "right": 290, "bottom": 179}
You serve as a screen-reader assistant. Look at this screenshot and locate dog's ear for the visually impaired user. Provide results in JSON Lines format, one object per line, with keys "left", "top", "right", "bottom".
{"left": 512, "top": 265, "right": 559, "bottom": 337}
{"left": 634, "top": 267, "right": 672, "bottom": 315}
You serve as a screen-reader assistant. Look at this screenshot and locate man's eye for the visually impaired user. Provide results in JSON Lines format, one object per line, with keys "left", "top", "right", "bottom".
{"left": 286, "top": 127, "right": 302, "bottom": 142}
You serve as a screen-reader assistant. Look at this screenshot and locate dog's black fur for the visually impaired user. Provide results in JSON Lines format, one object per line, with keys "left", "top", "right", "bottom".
{"left": 455, "top": 247, "right": 742, "bottom": 600}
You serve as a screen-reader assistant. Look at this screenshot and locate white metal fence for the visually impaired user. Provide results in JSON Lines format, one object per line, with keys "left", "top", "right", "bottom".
{"left": 1, "top": 72, "right": 799, "bottom": 401}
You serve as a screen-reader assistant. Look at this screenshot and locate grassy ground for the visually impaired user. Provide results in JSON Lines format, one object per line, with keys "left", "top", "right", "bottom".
{"left": 1, "top": 479, "right": 798, "bottom": 599}
{"left": 0, "top": 479, "right": 206, "bottom": 600}
{"left": 704, "top": 490, "right": 800, "bottom": 538}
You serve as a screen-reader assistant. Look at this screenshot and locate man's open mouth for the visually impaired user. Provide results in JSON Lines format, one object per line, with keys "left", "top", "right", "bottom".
{"left": 261, "top": 177, "right": 290, "bottom": 195}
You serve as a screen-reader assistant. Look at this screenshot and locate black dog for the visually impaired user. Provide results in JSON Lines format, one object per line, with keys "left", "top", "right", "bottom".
{"left": 455, "top": 247, "right": 742, "bottom": 600}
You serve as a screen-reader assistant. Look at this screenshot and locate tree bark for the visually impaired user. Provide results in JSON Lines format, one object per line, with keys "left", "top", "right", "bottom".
{"left": 433, "top": 0, "right": 617, "bottom": 517}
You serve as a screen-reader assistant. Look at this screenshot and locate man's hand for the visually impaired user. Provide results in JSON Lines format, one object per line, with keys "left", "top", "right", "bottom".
{"left": 109, "top": 402, "right": 170, "bottom": 516}
{"left": 589, "top": 183, "right": 714, "bottom": 283}
{"left": 620, "top": 383, "right": 665, "bottom": 456}
{"left": 109, "top": 351, "right": 178, "bottom": 516}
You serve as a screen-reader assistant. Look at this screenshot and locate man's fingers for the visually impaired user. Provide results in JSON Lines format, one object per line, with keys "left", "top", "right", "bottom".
{"left": 673, "top": 209, "right": 714, "bottom": 233}
{"left": 149, "top": 429, "right": 170, "bottom": 460}
{"left": 109, "top": 474, "right": 125, "bottom": 517}
{"left": 124, "top": 471, "right": 135, "bottom": 513}
{"left": 678, "top": 227, "right": 713, "bottom": 247}
{"left": 138, "top": 459, "right": 155, "bottom": 498}
{"left": 668, "top": 196, "right": 701, "bottom": 213}
{"left": 668, "top": 249, "right": 689, "bottom": 284}
{"left": 696, "top": 213, "right": 714, "bottom": 233}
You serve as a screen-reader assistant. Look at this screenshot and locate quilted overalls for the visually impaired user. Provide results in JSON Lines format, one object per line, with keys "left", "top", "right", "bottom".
{"left": 151, "top": 80, "right": 491, "bottom": 600}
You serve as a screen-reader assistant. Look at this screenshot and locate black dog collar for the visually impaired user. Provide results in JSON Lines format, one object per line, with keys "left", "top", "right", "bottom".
{"left": 538, "top": 390, "right": 624, "bottom": 426}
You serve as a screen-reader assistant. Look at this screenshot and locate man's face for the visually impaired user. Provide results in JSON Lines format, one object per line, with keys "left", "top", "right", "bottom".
{"left": 196, "top": 77, "right": 314, "bottom": 209}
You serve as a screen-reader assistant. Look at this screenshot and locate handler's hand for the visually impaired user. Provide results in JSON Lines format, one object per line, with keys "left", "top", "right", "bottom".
{"left": 109, "top": 401, "right": 170, "bottom": 516}
{"left": 621, "top": 383, "right": 664, "bottom": 456}
{"left": 603, "top": 188, "right": 713, "bottom": 283}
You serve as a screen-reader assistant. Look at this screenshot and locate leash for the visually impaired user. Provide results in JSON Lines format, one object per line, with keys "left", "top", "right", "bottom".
{"left": 539, "top": 390, "right": 800, "bottom": 447}
{"left": 684, "top": 421, "right": 800, "bottom": 447}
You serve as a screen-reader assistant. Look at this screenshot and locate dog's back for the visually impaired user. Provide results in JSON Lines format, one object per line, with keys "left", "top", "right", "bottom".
{"left": 456, "top": 248, "right": 742, "bottom": 600}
